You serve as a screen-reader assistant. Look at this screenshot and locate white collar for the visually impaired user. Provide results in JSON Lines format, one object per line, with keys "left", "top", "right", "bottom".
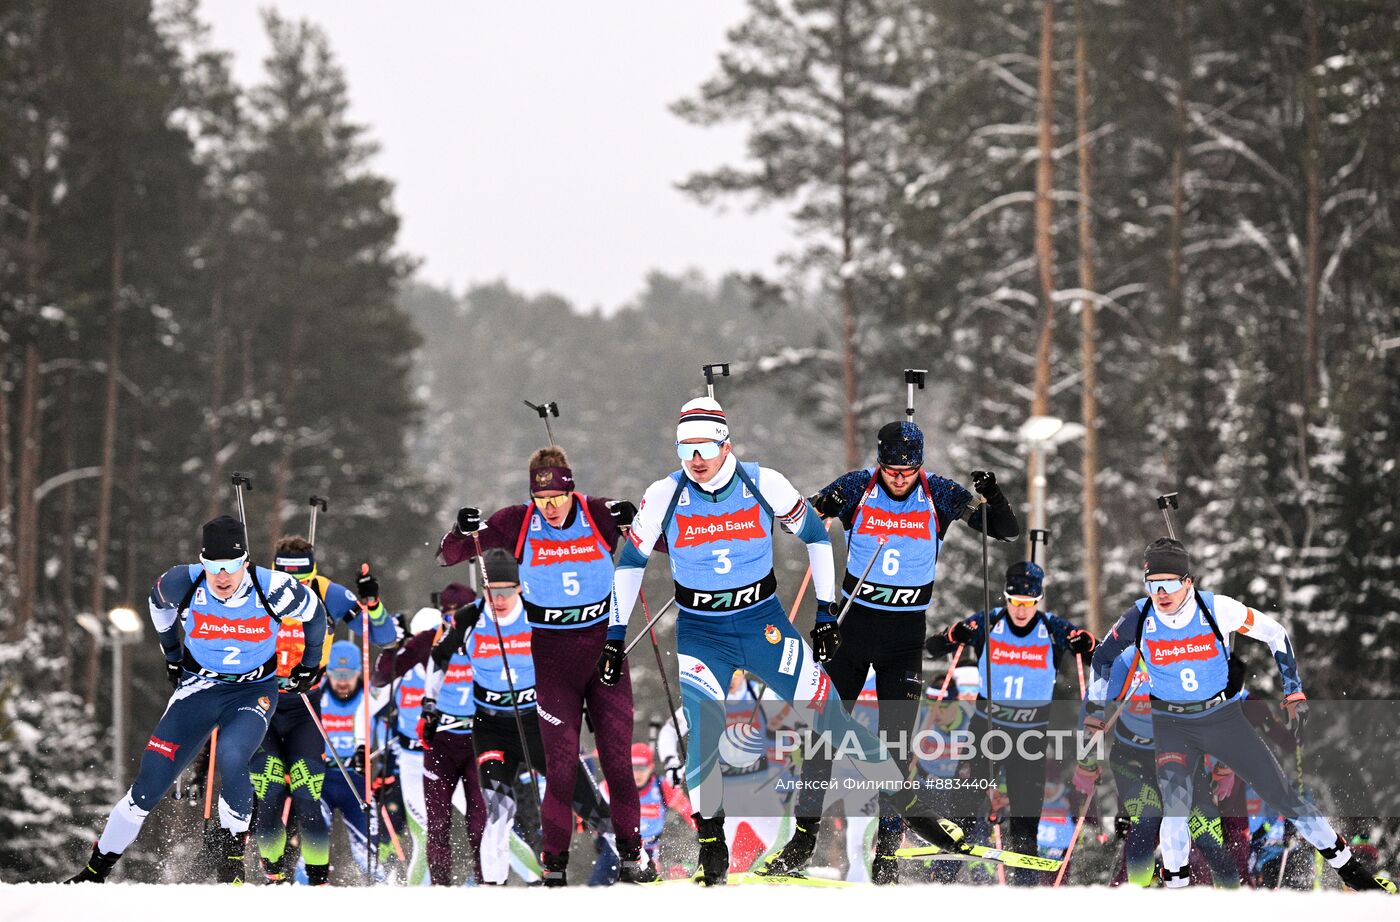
{"left": 208, "top": 569, "right": 253, "bottom": 604}
{"left": 483, "top": 596, "right": 525, "bottom": 628}
{"left": 1152, "top": 592, "right": 1198, "bottom": 626}
{"left": 697, "top": 454, "right": 738, "bottom": 493}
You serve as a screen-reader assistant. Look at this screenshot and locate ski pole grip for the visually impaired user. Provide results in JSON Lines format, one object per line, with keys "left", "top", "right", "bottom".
{"left": 231, "top": 472, "right": 252, "bottom": 490}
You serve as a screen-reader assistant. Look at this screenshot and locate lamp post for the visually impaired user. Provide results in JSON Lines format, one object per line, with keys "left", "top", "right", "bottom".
{"left": 1017, "top": 415, "right": 1085, "bottom": 563}
{"left": 77, "top": 608, "right": 143, "bottom": 791}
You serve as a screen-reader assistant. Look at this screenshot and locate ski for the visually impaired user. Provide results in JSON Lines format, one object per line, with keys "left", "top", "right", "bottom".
{"left": 895, "top": 843, "right": 1062, "bottom": 873}
{"left": 732, "top": 870, "right": 854, "bottom": 888}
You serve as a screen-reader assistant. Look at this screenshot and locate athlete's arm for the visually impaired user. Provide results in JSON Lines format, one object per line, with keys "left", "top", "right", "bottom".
{"left": 335, "top": 579, "right": 397, "bottom": 646}
{"left": 436, "top": 505, "right": 523, "bottom": 567}
{"left": 1085, "top": 607, "right": 1142, "bottom": 718}
{"left": 373, "top": 630, "right": 434, "bottom": 687}
{"left": 585, "top": 495, "right": 624, "bottom": 551}
{"left": 760, "top": 467, "right": 836, "bottom": 605}
{"left": 1212, "top": 595, "right": 1303, "bottom": 697}
{"left": 608, "top": 477, "right": 672, "bottom": 641}
{"left": 148, "top": 565, "right": 195, "bottom": 663}
{"left": 808, "top": 469, "right": 868, "bottom": 527}
{"left": 265, "top": 571, "right": 325, "bottom": 667}
{"left": 424, "top": 603, "right": 475, "bottom": 698}
{"left": 927, "top": 472, "right": 1019, "bottom": 541}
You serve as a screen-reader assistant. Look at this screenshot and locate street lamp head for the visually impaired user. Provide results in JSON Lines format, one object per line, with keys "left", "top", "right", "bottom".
{"left": 108, "top": 607, "right": 142, "bottom": 635}
{"left": 76, "top": 612, "right": 107, "bottom": 641}
{"left": 1019, "top": 415, "right": 1066, "bottom": 444}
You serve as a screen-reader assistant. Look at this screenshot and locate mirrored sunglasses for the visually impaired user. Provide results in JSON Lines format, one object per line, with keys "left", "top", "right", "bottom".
{"left": 199, "top": 554, "right": 248, "bottom": 575}
{"left": 1005, "top": 595, "right": 1041, "bottom": 608}
{"left": 1145, "top": 577, "right": 1186, "bottom": 595}
{"left": 532, "top": 494, "right": 571, "bottom": 509}
{"left": 676, "top": 440, "right": 725, "bottom": 461}
{"left": 487, "top": 585, "right": 521, "bottom": 599}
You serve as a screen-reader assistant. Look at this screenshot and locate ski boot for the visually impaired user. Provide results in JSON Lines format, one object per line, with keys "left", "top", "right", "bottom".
{"left": 904, "top": 816, "right": 970, "bottom": 855}
{"left": 587, "top": 834, "right": 619, "bottom": 886}
{"left": 617, "top": 838, "right": 659, "bottom": 884}
{"left": 209, "top": 828, "right": 248, "bottom": 885}
{"left": 66, "top": 843, "right": 120, "bottom": 884}
{"left": 541, "top": 851, "right": 569, "bottom": 887}
{"left": 1160, "top": 865, "right": 1190, "bottom": 888}
{"left": 693, "top": 813, "right": 729, "bottom": 886}
{"left": 871, "top": 816, "right": 903, "bottom": 885}
{"left": 305, "top": 862, "right": 330, "bottom": 886}
{"left": 1330, "top": 840, "right": 1397, "bottom": 893}
{"left": 757, "top": 816, "right": 819, "bottom": 877}
{"left": 261, "top": 851, "right": 293, "bottom": 884}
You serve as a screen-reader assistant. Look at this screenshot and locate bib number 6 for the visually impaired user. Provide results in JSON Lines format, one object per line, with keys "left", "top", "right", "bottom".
{"left": 881, "top": 548, "right": 900, "bottom": 577}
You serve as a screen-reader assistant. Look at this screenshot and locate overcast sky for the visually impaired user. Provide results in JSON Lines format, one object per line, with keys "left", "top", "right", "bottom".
{"left": 200, "top": 1, "right": 794, "bottom": 313}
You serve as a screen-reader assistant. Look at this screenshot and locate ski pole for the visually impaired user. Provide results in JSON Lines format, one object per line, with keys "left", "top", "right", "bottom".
{"left": 300, "top": 693, "right": 368, "bottom": 811}
{"left": 623, "top": 595, "right": 677, "bottom": 656}
{"left": 358, "top": 562, "right": 377, "bottom": 884}
{"left": 936, "top": 644, "right": 965, "bottom": 698}
{"left": 978, "top": 494, "right": 993, "bottom": 796}
{"left": 1054, "top": 658, "right": 1143, "bottom": 887}
{"left": 786, "top": 566, "right": 813, "bottom": 626}
{"left": 522, "top": 400, "right": 560, "bottom": 446}
{"left": 467, "top": 530, "right": 544, "bottom": 817}
{"left": 639, "top": 586, "right": 686, "bottom": 767}
{"left": 903, "top": 368, "right": 927, "bottom": 421}
{"left": 202, "top": 729, "right": 219, "bottom": 826}
{"left": 1029, "top": 528, "right": 1049, "bottom": 565}
{"left": 702, "top": 362, "right": 730, "bottom": 399}
{"left": 1155, "top": 493, "right": 1180, "bottom": 540}
{"left": 836, "top": 536, "right": 887, "bottom": 626}
{"left": 308, "top": 495, "right": 327, "bottom": 546}
{"left": 380, "top": 803, "right": 406, "bottom": 862}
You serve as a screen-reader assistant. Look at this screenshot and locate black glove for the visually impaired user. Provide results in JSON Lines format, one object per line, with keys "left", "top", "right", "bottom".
{"left": 456, "top": 506, "right": 482, "bottom": 535}
{"left": 925, "top": 633, "right": 957, "bottom": 658}
{"left": 1067, "top": 629, "right": 1096, "bottom": 657}
{"left": 165, "top": 659, "right": 183, "bottom": 688}
{"left": 970, "top": 470, "right": 999, "bottom": 498}
{"left": 608, "top": 500, "right": 638, "bottom": 530}
{"left": 284, "top": 662, "right": 318, "bottom": 695}
{"left": 666, "top": 765, "right": 684, "bottom": 789}
{"left": 809, "top": 603, "right": 841, "bottom": 664}
{"left": 1282, "top": 696, "right": 1308, "bottom": 742}
{"left": 351, "top": 745, "right": 366, "bottom": 776}
{"left": 948, "top": 620, "right": 975, "bottom": 645}
{"left": 355, "top": 571, "right": 380, "bottom": 605}
{"left": 417, "top": 698, "right": 440, "bottom": 749}
{"left": 810, "top": 491, "right": 844, "bottom": 519}
{"left": 597, "top": 639, "right": 625, "bottom": 686}
{"left": 1224, "top": 652, "right": 1247, "bottom": 698}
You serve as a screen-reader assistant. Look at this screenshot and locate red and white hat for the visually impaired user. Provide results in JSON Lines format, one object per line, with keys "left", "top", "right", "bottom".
{"left": 631, "top": 742, "right": 654, "bottom": 768}
{"left": 677, "top": 397, "right": 729, "bottom": 443}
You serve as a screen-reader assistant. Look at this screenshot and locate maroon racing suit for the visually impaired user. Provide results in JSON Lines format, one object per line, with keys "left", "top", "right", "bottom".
{"left": 439, "top": 497, "right": 643, "bottom": 860}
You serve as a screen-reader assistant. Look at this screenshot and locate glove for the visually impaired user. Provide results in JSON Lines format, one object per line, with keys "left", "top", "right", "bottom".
{"left": 1067, "top": 629, "right": 1096, "bottom": 656}
{"left": 455, "top": 506, "right": 482, "bottom": 535}
{"left": 417, "top": 698, "right": 441, "bottom": 749}
{"left": 351, "top": 745, "right": 366, "bottom": 776}
{"left": 970, "top": 470, "right": 999, "bottom": 497}
{"left": 597, "top": 639, "right": 624, "bottom": 687}
{"left": 947, "top": 620, "right": 975, "bottom": 646}
{"left": 355, "top": 571, "right": 380, "bottom": 605}
{"left": 1224, "top": 652, "right": 1246, "bottom": 698}
{"left": 1281, "top": 694, "right": 1308, "bottom": 742}
{"left": 666, "top": 764, "right": 684, "bottom": 789}
{"left": 924, "top": 633, "right": 957, "bottom": 658}
{"left": 1210, "top": 762, "right": 1237, "bottom": 801}
{"left": 1071, "top": 760, "right": 1100, "bottom": 797}
{"left": 165, "top": 659, "right": 183, "bottom": 689}
{"left": 608, "top": 500, "right": 638, "bottom": 530}
{"left": 809, "top": 602, "right": 840, "bottom": 664}
{"left": 284, "top": 662, "right": 318, "bottom": 695}
{"left": 810, "top": 491, "right": 844, "bottom": 519}
{"left": 1082, "top": 713, "right": 1107, "bottom": 745}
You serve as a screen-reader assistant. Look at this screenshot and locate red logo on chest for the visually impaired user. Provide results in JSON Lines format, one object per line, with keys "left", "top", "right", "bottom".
{"left": 673, "top": 505, "right": 766, "bottom": 547}
{"left": 444, "top": 663, "right": 474, "bottom": 685}
{"left": 471, "top": 635, "right": 532, "bottom": 659}
{"left": 989, "top": 641, "right": 1049, "bottom": 669}
{"left": 189, "top": 610, "right": 272, "bottom": 642}
{"left": 322, "top": 713, "right": 355, "bottom": 734}
{"left": 856, "top": 508, "right": 930, "bottom": 540}
{"left": 1146, "top": 634, "right": 1220, "bottom": 665}
{"left": 530, "top": 536, "right": 604, "bottom": 565}
{"left": 401, "top": 687, "right": 426, "bottom": 709}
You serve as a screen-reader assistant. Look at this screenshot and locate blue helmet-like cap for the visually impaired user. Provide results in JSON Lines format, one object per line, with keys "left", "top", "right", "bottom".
{"left": 327, "top": 640, "right": 361, "bottom": 675}
{"left": 876, "top": 421, "right": 924, "bottom": 467}
{"left": 1005, "top": 561, "right": 1045, "bottom": 597}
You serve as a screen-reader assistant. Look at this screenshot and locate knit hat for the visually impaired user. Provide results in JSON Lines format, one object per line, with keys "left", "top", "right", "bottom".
{"left": 876, "top": 421, "right": 924, "bottom": 467}
{"left": 273, "top": 547, "right": 315, "bottom": 577}
{"left": 410, "top": 606, "right": 443, "bottom": 635}
{"left": 482, "top": 548, "right": 521, "bottom": 586}
{"left": 1005, "top": 561, "right": 1045, "bottom": 597}
{"left": 438, "top": 582, "right": 476, "bottom": 611}
{"left": 1143, "top": 537, "right": 1190, "bottom": 578}
{"left": 327, "top": 640, "right": 361, "bottom": 676}
{"left": 631, "top": 742, "right": 653, "bottom": 768}
{"left": 201, "top": 515, "right": 247, "bottom": 561}
{"left": 676, "top": 397, "right": 729, "bottom": 443}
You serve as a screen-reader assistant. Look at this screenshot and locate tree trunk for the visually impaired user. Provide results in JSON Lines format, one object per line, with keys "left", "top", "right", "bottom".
{"left": 88, "top": 229, "right": 124, "bottom": 706}
{"left": 1166, "top": 0, "right": 1189, "bottom": 344}
{"left": 1028, "top": 0, "right": 1058, "bottom": 544}
{"left": 1074, "top": 0, "right": 1102, "bottom": 636}
{"left": 0, "top": 368, "right": 12, "bottom": 595}
{"left": 12, "top": 344, "right": 42, "bottom": 640}
{"left": 267, "top": 316, "right": 307, "bottom": 548}
{"left": 1302, "top": 0, "right": 1322, "bottom": 414}
{"left": 123, "top": 438, "right": 140, "bottom": 605}
{"left": 58, "top": 370, "right": 77, "bottom": 618}
{"left": 206, "top": 271, "right": 228, "bottom": 520}
{"left": 837, "top": 0, "right": 860, "bottom": 469}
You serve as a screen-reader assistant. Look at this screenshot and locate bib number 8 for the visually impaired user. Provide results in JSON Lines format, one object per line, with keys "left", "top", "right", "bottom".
{"left": 881, "top": 548, "right": 900, "bottom": 577}
{"left": 1180, "top": 668, "right": 1199, "bottom": 692}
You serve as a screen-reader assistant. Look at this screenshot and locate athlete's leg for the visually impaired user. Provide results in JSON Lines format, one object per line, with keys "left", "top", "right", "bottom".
{"left": 581, "top": 625, "right": 643, "bottom": 853}
{"left": 423, "top": 730, "right": 467, "bottom": 885}
{"left": 210, "top": 683, "right": 277, "bottom": 836}
{"left": 675, "top": 612, "right": 743, "bottom": 820}
{"left": 1003, "top": 731, "right": 1046, "bottom": 886}
{"left": 1153, "top": 713, "right": 1207, "bottom": 884}
{"left": 282, "top": 705, "right": 330, "bottom": 878}
{"left": 249, "top": 727, "right": 290, "bottom": 868}
{"left": 531, "top": 627, "right": 591, "bottom": 856}
{"left": 1110, "top": 741, "right": 1161, "bottom": 887}
{"left": 475, "top": 717, "right": 523, "bottom": 885}
{"left": 457, "top": 733, "right": 488, "bottom": 883}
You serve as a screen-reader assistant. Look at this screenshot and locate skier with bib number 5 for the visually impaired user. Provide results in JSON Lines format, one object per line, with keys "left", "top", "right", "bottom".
{"left": 436, "top": 446, "right": 649, "bottom": 883}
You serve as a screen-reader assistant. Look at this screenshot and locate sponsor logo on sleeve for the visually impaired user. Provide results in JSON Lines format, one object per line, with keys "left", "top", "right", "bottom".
{"left": 146, "top": 736, "right": 180, "bottom": 760}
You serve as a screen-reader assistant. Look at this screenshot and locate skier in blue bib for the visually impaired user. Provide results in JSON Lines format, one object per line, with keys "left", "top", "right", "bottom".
{"left": 68, "top": 515, "right": 323, "bottom": 883}
{"left": 1085, "top": 537, "right": 1395, "bottom": 892}
{"left": 770, "top": 420, "right": 1018, "bottom": 883}
{"left": 597, "top": 397, "right": 913, "bottom": 886}
{"left": 923, "top": 559, "right": 1096, "bottom": 885}
{"left": 318, "top": 640, "right": 382, "bottom": 877}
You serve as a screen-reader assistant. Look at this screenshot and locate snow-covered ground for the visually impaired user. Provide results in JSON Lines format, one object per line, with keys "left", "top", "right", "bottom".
{"left": 2, "top": 882, "right": 1395, "bottom": 922}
